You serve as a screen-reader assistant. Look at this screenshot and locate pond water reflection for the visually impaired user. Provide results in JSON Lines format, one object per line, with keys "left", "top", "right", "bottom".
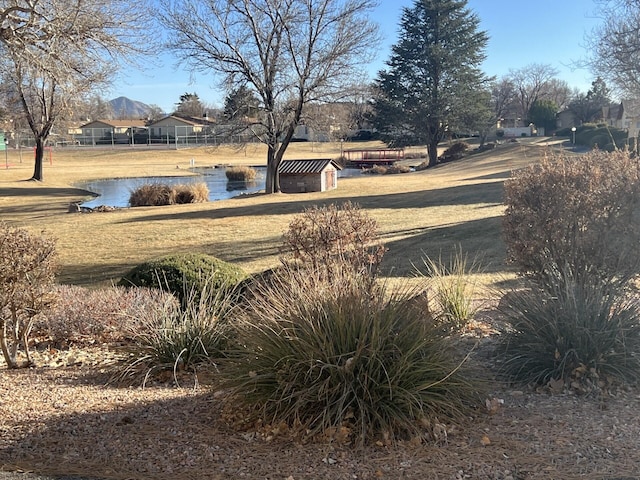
{"left": 77, "top": 166, "right": 361, "bottom": 208}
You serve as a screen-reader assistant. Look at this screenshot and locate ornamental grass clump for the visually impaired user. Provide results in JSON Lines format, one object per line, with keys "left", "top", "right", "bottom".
{"left": 114, "top": 280, "right": 239, "bottom": 386}
{"left": 173, "top": 182, "right": 209, "bottom": 204}
{"left": 129, "top": 182, "right": 209, "bottom": 206}
{"left": 129, "top": 183, "right": 175, "bottom": 206}
{"left": 419, "top": 249, "right": 483, "bottom": 333}
{"left": 220, "top": 261, "right": 483, "bottom": 445}
{"left": 225, "top": 165, "right": 257, "bottom": 181}
{"left": 497, "top": 267, "right": 640, "bottom": 391}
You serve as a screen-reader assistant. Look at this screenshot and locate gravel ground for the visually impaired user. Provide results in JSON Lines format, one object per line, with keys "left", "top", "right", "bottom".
{"left": 1, "top": 345, "right": 640, "bottom": 480}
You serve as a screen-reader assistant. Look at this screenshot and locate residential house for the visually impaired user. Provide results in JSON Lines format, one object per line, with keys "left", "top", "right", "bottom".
{"left": 147, "top": 115, "right": 211, "bottom": 141}
{"left": 603, "top": 100, "right": 640, "bottom": 138}
{"left": 76, "top": 119, "right": 148, "bottom": 145}
{"left": 556, "top": 109, "right": 578, "bottom": 130}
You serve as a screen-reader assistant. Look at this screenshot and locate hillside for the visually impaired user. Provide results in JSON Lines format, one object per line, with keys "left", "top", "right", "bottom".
{"left": 109, "top": 96, "right": 152, "bottom": 118}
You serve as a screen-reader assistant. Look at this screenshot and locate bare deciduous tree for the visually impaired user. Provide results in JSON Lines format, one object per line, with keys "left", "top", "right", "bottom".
{"left": 587, "top": 0, "right": 640, "bottom": 97}
{"left": 159, "top": 0, "right": 379, "bottom": 193}
{"left": 507, "top": 63, "right": 560, "bottom": 124}
{"left": 0, "top": 0, "right": 149, "bottom": 181}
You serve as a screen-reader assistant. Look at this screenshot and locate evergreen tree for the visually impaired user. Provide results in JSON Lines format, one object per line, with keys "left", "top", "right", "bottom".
{"left": 568, "top": 77, "right": 611, "bottom": 124}
{"left": 174, "top": 93, "right": 204, "bottom": 117}
{"left": 223, "top": 85, "right": 260, "bottom": 121}
{"left": 372, "top": 0, "right": 489, "bottom": 167}
{"left": 528, "top": 99, "right": 558, "bottom": 134}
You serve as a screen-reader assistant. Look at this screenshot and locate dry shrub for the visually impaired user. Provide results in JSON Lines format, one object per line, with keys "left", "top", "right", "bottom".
{"left": 129, "top": 183, "right": 175, "bottom": 206}
{"left": 226, "top": 165, "right": 257, "bottom": 181}
{"left": 35, "top": 285, "right": 177, "bottom": 348}
{"left": 503, "top": 149, "right": 640, "bottom": 286}
{"left": 386, "top": 164, "right": 411, "bottom": 174}
{"left": 0, "top": 223, "right": 57, "bottom": 368}
{"left": 440, "top": 142, "right": 469, "bottom": 162}
{"left": 404, "top": 152, "right": 428, "bottom": 160}
{"left": 282, "top": 201, "right": 386, "bottom": 276}
{"left": 363, "top": 165, "right": 411, "bottom": 175}
{"left": 364, "top": 165, "right": 388, "bottom": 175}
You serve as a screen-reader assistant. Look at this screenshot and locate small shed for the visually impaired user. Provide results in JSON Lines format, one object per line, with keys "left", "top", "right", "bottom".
{"left": 279, "top": 159, "right": 342, "bottom": 193}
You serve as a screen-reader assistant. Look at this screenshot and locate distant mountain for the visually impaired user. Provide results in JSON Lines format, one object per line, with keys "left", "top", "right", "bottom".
{"left": 109, "top": 96, "right": 152, "bottom": 119}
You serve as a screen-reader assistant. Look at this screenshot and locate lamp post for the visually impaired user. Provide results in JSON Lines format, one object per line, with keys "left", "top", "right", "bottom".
{"left": 4, "top": 138, "right": 8, "bottom": 169}
{"left": 571, "top": 126, "right": 576, "bottom": 145}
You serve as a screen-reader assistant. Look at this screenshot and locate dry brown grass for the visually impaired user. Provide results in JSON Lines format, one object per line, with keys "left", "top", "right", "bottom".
{"left": 225, "top": 165, "right": 258, "bottom": 181}
{"left": 0, "top": 139, "right": 563, "bottom": 288}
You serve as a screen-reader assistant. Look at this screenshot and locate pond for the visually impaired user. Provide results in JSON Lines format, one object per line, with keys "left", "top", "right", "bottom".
{"left": 77, "top": 166, "right": 362, "bottom": 208}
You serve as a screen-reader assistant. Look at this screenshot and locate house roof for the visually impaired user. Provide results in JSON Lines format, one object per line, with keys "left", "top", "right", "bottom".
{"left": 603, "top": 103, "right": 623, "bottom": 121}
{"left": 80, "top": 119, "right": 147, "bottom": 128}
{"left": 147, "top": 115, "right": 211, "bottom": 127}
{"left": 621, "top": 99, "right": 640, "bottom": 118}
{"left": 279, "top": 159, "right": 342, "bottom": 174}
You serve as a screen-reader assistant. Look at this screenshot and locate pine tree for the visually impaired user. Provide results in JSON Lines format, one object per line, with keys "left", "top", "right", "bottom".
{"left": 372, "top": 0, "right": 489, "bottom": 167}
{"left": 223, "top": 86, "right": 260, "bottom": 121}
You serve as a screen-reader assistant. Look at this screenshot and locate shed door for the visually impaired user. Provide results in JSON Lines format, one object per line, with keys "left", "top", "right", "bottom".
{"left": 325, "top": 170, "right": 335, "bottom": 189}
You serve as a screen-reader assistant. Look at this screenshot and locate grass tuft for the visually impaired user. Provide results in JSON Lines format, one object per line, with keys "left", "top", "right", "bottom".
{"left": 226, "top": 166, "right": 257, "bottom": 181}
{"left": 113, "top": 280, "right": 239, "bottom": 386}
{"left": 418, "top": 249, "right": 483, "bottom": 333}
{"left": 497, "top": 268, "right": 640, "bottom": 390}
{"left": 129, "top": 182, "right": 209, "bottom": 206}
{"left": 129, "top": 183, "right": 175, "bottom": 206}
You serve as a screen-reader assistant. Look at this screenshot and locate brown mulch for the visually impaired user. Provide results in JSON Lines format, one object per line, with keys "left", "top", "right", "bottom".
{"left": 1, "top": 339, "right": 639, "bottom": 480}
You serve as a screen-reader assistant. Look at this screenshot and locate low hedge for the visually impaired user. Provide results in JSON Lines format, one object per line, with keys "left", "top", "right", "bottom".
{"left": 119, "top": 253, "right": 247, "bottom": 306}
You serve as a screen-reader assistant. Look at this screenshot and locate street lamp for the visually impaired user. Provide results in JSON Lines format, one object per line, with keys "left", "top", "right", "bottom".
{"left": 571, "top": 126, "right": 576, "bottom": 145}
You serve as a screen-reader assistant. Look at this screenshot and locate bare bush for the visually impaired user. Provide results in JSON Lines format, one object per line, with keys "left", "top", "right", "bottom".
{"left": 440, "top": 141, "right": 469, "bottom": 162}
{"left": 0, "top": 223, "right": 57, "bottom": 368}
{"left": 503, "top": 149, "right": 640, "bottom": 287}
{"left": 36, "top": 285, "right": 177, "bottom": 348}
{"left": 281, "top": 201, "right": 386, "bottom": 276}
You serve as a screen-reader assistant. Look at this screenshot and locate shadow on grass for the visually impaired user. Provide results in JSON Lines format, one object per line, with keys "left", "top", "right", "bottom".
{"left": 57, "top": 237, "right": 283, "bottom": 286}
{"left": 117, "top": 181, "right": 505, "bottom": 224}
{"left": 0, "top": 186, "right": 92, "bottom": 198}
{"left": 57, "top": 262, "right": 136, "bottom": 287}
{"left": 380, "top": 216, "right": 507, "bottom": 277}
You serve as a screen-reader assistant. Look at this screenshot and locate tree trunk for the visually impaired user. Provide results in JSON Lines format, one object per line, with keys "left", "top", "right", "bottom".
{"left": 32, "top": 136, "right": 45, "bottom": 181}
{"left": 265, "top": 145, "right": 278, "bottom": 194}
{"left": 427, "top": 139, "right": 439, "bottom": 167}
{"left": 0, "top": 320, "right": 18, "bottom": 369}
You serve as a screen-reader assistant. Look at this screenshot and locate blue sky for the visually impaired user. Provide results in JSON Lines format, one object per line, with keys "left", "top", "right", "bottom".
{"left": 108, "top": 0, "right": 601, "bottom": 113}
